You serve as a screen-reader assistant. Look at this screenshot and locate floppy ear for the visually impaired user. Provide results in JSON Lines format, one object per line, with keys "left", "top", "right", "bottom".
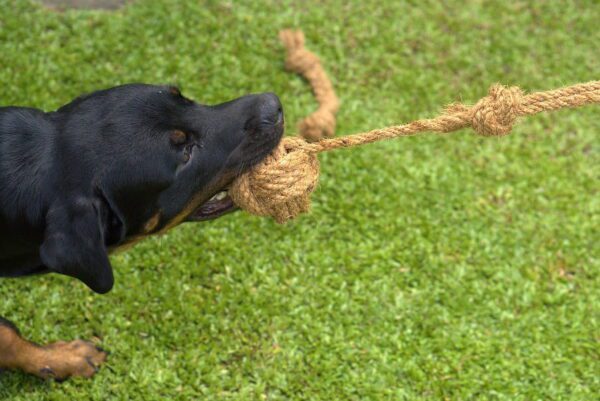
{"left": 40, "top": 197, "right": 114, "bottom": 294}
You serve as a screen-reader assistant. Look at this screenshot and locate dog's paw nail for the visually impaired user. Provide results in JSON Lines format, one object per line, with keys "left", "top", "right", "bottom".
{"left": 95, "top": 345, "right": 108, "bottom": 354}
{"left": 86, "top": 356, "right": 100, "bottom": 373}
{"left": 39, "top": 366, "right": 56, "bottom": 379}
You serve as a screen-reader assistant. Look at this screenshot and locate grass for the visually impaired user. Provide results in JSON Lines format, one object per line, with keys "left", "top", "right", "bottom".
{"left": 0, "top": 0, "right": 598, "bottom": 399}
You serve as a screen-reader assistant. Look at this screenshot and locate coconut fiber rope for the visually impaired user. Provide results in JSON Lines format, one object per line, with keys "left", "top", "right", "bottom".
{"left": 229, "top": 30, "right": 600, "bottom": 224}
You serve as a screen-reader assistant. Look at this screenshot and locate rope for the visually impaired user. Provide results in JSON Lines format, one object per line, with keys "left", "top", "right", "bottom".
{"left": 279, "top": 30, "right": 340, "bottom": 142}
{"left": 229, "top": 30, "right": 600, "bottom": 224}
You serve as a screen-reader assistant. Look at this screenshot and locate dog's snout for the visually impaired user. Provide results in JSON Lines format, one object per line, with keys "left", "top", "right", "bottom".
{"left": 256, "top": 92, "right": 283, "bottom": 125}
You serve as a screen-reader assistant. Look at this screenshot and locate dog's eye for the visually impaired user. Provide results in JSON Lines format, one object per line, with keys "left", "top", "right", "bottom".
{"left": 170, "top": 130, "right": 188, "bottom": 146}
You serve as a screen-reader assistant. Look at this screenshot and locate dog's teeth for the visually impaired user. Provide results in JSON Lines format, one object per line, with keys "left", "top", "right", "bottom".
{"left": 213, "top": 191, "right": 227, "bottom": 201}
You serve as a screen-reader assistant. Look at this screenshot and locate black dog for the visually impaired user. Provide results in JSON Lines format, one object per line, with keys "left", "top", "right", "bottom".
{"left": 0, "top": 84, "right": 283, "bottom": 380}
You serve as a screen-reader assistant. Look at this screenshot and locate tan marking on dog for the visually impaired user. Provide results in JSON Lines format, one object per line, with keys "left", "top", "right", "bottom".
{"left": 112, "top": 201, "right": 201, "bottom": 252}
{"left": 143, "top": 211, "right": 162, "bottom": 234}
{"left": 111, "top": 211, "right": 164, "bottom": 253}
{"left": 156, "top": 190, "right": 209, "bottom": 235}
{"left": 170, "top": 130, "right": 187, "bottom": 145}
{"left": 112, "top": 178, "right": 229, "bottom": 253}
{"left": 0, "top": 323, "right": 106, "bottom": 380}
{"left": 111, "top": 233, "right": 149, "bottom": 253}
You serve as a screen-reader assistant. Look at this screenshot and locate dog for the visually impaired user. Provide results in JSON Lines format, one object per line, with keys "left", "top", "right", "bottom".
{"left": 0, "top": 84, "right": 283, "bottom": 380}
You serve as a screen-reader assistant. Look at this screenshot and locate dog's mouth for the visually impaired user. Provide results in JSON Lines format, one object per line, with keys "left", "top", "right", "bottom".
{"left": 186, "top": 189, "right": 237, "bottom": 221}
{"left": 186, "top": 117, "right": 284, "bottom": 222}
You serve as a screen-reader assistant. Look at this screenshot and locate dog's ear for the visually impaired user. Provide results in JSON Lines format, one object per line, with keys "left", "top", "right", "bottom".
{"left": 40, "top": 197, "right": 114, "bottom": 294}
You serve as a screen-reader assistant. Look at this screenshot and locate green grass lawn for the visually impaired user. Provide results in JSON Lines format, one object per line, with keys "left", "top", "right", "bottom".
{"left": 1, "top": 0, "right": 599, "bottom": 399}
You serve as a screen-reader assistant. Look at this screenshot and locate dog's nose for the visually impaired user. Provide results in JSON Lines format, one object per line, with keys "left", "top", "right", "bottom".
{"left": 256, "top": 92, "right": 283, "bottom": 125}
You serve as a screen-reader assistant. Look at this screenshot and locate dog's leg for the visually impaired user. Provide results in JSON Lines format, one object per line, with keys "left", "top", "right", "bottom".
{"left": 0, "top": 316, "right": 107, "bottom": 380}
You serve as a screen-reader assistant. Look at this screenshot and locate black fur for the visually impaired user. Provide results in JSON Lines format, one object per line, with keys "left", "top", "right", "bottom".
{"left": 0, "top": 84, "right": 283, "bottom": 293}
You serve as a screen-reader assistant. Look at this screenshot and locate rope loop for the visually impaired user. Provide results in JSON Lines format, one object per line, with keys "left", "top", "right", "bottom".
{"left": 280, "top": 29, "right": 340, "bottom": 142}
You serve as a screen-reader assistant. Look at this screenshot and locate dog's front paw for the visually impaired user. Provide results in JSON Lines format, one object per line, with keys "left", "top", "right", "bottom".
{"left": 34, "top": 340, "right": 108, "bottom": 381}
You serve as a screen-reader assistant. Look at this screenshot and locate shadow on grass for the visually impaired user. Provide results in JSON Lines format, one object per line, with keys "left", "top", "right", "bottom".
{"left": 0, "top": 370, "right": 54, "bottom": 397}
{"left": 40, "top": 0, "right": 128, "bottom": 11}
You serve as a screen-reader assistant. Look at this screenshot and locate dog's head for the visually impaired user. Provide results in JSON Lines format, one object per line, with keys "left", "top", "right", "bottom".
{"left": 40, "top": 84, "right": 283, "bottom": 293}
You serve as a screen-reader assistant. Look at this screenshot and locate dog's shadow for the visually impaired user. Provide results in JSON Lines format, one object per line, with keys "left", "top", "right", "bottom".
{"left": 0, "top": 369, "right": 56, "bottom": 395}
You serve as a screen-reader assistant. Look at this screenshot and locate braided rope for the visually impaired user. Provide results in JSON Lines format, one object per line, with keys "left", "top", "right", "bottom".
{"left": 229, "top": 30, "right": 600, "bottom": 224}
{"left": 279, "top": 30, "right": 340, "bottom": 142}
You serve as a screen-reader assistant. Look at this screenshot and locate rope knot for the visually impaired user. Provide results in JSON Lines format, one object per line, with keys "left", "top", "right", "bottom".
{"left": 470, "top": 84, "right": 523, "bottom": 136}
{"left": 229, "top": 137, "right": 319, "bottom": 224}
